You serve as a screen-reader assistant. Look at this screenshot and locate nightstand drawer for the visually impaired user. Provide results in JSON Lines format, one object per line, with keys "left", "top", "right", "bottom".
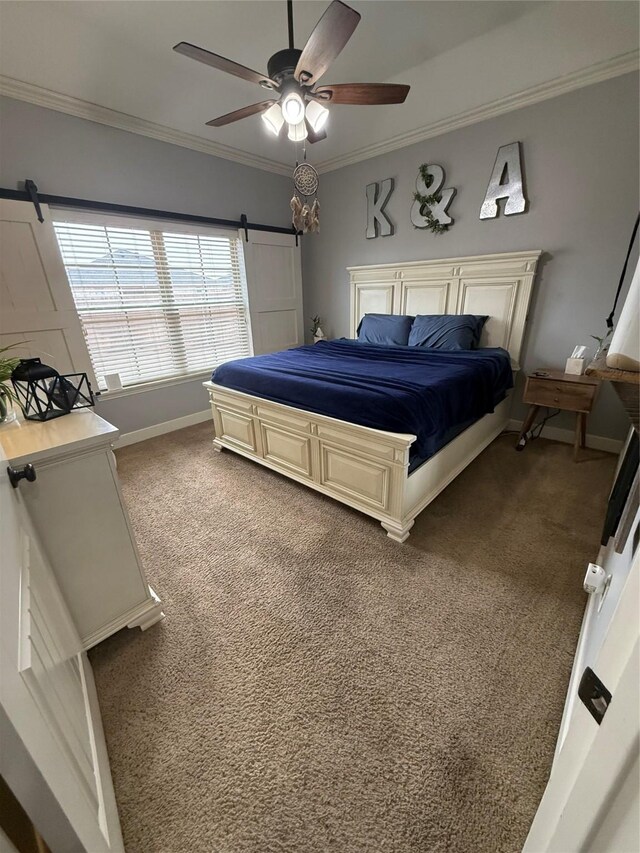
{"left": 523, "top": 377, "right": 596, "bottom": 412}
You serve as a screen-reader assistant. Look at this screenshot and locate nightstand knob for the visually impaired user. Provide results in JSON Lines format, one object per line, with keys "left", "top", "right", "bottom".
{"left": 7, "top": 463, "right": 37, "bottom": 489}
{"left": 553, "top": 396, "right": 559, "bottom": 403}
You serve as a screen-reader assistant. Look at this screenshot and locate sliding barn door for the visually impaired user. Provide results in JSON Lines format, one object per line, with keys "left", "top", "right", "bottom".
{"left": 0, "top": 199, "right": 96, "bottom": 386}
{"left": 241, "top": 230, "right": 303, "bottom": 355}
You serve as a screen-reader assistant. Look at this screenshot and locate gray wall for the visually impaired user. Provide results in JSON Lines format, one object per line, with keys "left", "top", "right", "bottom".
{"left": 0, "top": 96, "right": 291, "bottom": 434}
{"left": 302, "top": 73, "right": 639, "bottom": 441}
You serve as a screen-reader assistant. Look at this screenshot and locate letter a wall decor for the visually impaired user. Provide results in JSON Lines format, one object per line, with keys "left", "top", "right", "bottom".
{"left": 479, "top": 141, "right": 528, "bottom": 219}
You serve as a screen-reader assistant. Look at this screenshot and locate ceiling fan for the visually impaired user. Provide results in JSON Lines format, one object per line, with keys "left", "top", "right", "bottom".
{"left": 173, "top": 0, "right": 410, "bottom": 144}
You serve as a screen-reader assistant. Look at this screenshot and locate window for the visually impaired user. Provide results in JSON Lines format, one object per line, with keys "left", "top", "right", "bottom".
{"left": 53, "top": 214, "right": 251, "bottom": 390}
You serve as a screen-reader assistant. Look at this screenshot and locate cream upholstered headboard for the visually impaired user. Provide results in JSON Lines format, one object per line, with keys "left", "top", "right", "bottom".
{"left": 348, "top": 250, "right": 542, "bottom": 370}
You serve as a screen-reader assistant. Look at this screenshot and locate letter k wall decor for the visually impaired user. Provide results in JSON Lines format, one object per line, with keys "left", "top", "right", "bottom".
{"left": 366, "top": 179, "right": 395, "bottom": 239}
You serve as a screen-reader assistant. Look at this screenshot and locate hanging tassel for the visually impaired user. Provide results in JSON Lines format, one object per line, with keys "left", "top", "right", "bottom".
{"left": 301, "top": 202, "right": 311, "bottom": 233}
{"left": 290, "top": 193, "right": 304, "bottom": 232}
{"left": 309, "top": 198, "right": 320, "bottom": 233}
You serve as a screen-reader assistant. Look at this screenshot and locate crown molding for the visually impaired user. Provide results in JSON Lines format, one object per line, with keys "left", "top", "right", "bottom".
{"left": 1, "top": 48, "right": 637, "bottom": 179}
{"left": 314, "top": 49, "right": 640, "bottom": 174}
{"left": 0, "top": 75, "right": 292, "bottom": 176}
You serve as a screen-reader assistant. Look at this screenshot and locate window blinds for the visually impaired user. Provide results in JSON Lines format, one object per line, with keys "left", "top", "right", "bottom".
{"left": 53, "top": 219, "right": 251, "bottom": 390}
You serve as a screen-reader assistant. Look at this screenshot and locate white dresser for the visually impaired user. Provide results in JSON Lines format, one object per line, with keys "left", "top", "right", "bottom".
{"left": 0, "top": 410, "right": 164, "bottom": 649}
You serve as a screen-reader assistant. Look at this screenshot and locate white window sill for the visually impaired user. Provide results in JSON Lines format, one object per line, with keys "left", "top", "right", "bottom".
{"left": 96, "top": 370, "right": 212, "bottom": 401}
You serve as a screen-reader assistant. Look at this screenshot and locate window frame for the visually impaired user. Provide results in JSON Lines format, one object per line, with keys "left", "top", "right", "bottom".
{"left": 52, "top": 208, "right": 251, "bottom": 395}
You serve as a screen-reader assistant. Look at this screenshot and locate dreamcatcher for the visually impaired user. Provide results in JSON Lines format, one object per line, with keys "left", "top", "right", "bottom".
{"left": 291, "top": 158, "right": 320, "bottom": 234}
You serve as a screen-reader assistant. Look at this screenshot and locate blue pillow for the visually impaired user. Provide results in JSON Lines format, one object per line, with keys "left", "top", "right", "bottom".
{"left": 357, "top": 314, "right": 414, "bottom": 346}
{"left": 408, "top": 314, "right": 488, "bottom": 350}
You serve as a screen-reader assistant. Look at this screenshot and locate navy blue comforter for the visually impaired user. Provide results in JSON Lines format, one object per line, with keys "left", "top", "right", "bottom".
{"left": 212, "top": 340, "right": 513, "bottom": 469}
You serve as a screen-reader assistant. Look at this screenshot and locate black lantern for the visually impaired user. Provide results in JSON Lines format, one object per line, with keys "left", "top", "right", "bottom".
{"left": 11, "top": 358, "right": 95, "bottom": 422}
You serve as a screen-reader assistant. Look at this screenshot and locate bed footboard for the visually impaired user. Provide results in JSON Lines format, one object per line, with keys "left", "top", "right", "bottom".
{"left": 204, "top": 383, "right": 510, "bottom": 542}
{"left": 204, "top": 382, "right": 415, "bottom": 534}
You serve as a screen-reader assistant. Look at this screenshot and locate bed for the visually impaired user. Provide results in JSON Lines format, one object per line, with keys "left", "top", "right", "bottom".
{"left": 204, "top": 251, "right": 541, "bottom": 542}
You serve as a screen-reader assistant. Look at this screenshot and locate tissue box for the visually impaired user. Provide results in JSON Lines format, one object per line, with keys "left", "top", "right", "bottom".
{"left": 565, "top": 357, "right": 585, "bottom": 375}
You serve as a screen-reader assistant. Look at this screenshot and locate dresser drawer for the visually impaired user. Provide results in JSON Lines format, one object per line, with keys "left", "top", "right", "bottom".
{"left": 524, "top": 377, "right": 596, "bottom": 412}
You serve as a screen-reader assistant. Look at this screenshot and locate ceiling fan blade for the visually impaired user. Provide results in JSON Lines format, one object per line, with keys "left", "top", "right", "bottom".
{"left": 312, "top": 83, "right": 410, "bottom": 105}
{"left": 173, "top": 42, "right": 277, "bottom": 89}
{"left": 295, "top": 0, "right": 361, "bottom": 86}
{"left": 305, "top": 118, "right": 327, "bottom": 144}
{"left": 206, "top": 100, "right": 277, "bottom": 127}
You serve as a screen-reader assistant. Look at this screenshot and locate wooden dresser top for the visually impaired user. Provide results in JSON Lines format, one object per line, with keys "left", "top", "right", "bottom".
{"left": 0, "top": 410, "right": 118, "bottom": 465}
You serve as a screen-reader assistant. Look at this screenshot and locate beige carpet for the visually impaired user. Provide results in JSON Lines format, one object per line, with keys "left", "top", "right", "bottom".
{"left": 90, "top": 424, "right": 616, "bottom": 853}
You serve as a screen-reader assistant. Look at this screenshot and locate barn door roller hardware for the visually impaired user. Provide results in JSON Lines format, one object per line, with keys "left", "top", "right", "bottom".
{"left": 25, "top": 179, "right": 44, "bottom": 223}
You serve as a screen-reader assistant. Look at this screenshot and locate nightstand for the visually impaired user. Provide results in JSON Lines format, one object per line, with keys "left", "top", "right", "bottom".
{"left": 519, "top": 369, "right": 600, "bottom": 459}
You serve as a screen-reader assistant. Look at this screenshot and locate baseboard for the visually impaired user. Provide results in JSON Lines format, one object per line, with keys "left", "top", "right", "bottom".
{"left": 115, "top": 409, "right": 622, "bottom": 454}
{"left": 115, "top": 409, "right": 210, "bottom": 448}
{"left": 506, "top": 419, "right": 623, "bottom": 454}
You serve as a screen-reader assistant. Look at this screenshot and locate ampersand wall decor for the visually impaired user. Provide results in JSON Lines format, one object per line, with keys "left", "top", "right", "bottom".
{"left": 410, "top": 164, "right": 456, "bottom": 234}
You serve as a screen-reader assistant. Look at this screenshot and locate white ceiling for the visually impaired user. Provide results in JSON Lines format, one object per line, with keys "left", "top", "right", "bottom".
{"left": 0, "top": 1, "right": 638, "bottom": 174}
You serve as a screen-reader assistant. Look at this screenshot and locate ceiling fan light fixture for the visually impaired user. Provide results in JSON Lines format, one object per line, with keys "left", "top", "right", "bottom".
{"left": 262, "top": 102, "right": 284, "bottom": 135}
{"left": 306, "top": 99, "right": 329, "bottom": 132}
{"left": 281, "top": 91, "right": 305, "bottom": 125}
{"left": 287, "top": 119, "right": 308, "bottom": 142}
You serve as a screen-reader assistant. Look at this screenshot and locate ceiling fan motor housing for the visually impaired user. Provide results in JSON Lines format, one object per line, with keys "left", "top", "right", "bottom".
{"left": 266, "top": 48, "right": 303, "bottom": 86}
